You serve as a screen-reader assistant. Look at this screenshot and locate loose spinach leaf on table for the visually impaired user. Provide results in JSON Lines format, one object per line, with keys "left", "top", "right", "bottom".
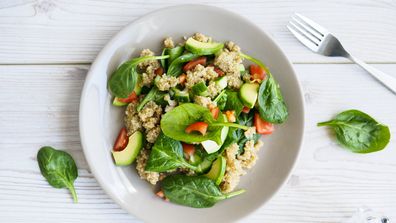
{"left": 257, "top": 73, "right": 288, "bottom": 124}
{"left": 137, "top": 86, "right": 167, "bottom": 111}
{"left": 108, "top": 55, "right": 169, "bottom": 98}
{"left": 167, "top": 53, "right": 200, "bottom": 76}
{"left": 37, "top": 146, "right": 78, "bottom": 203}
{"left": 161, "top": 175, "right": 245, "bottom": 208}
{"left": 317, "top": 109, "right": 391, "bottom": 153}
{"left": 160, "top": 103, "right": 248, "bottom": 145}
{"left": 224, "top": 90, "right": 244, "bottom": 116}
{"left": 145, "top": 133, "right": 197, "bottom": 172}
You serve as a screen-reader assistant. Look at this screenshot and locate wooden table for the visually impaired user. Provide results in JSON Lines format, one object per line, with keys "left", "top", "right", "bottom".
{"left": 1, "top": 1, "right": 395, "bottom": 222}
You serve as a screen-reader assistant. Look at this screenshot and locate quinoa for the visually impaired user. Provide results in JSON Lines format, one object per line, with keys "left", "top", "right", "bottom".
{"left": 138, "top": 101, "right": 162, "bottom": 143}
{"left": 163, "top": 37, "right": 175, "bottom": 48}
{"left": 225, "top": 41, "right": 241, "bottom": 52}
{"left": 214, "top": 50, "right": 244, "bottom": 89}
{"left": 237, "top": 140, "right": 258, "bottom": 169}
{"left": 242, "top": 72, "right": 251, "bottom": 83}
{"left": 138, "top": 49, "right": 160, "bottom": 86}
{"left": 194, "top": 95, "right": 216, "bottom": 109}
{"left": 244, "top": 127, "right": 257, "bottom": 139}
{"left": 146, "top": 126, "right": 161, "bottom": 143}
{"left": 220, "top": 143, "right": 245, "bottom": 193}
{"left": 207, "top": 81, "right": 222, "bottom": 99}
{"left": 185, "top": 64, "right": 218, "bottom": 89}
{"left": 220, "top": 139, "right": 264, "bottom": 192}
{"left": 124, "top": 103, "right": 143, "bottom": 136}
{"left": 135, "top": 149, "right": 160, "bottom": 185}
{"left": 192, "top": 32, "right": 212, "bottom": 43}
{"left": 155, "top": 74, "right": 179, "bottom": 91}
{"left": 214, "top": 51, "right": 242, "bottom": 74}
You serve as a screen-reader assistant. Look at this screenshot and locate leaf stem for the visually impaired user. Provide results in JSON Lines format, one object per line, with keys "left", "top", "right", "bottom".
{"left": 240, "top": 52, "right": 270, "bottom": 74}
{"left": 67, "top": 184, "right": 78, "bottom": 203}
{"left": 211, "top": 122, "right": 249, "bottom": 130}
{"left": 224, "top": 189, "right": 246, "bottom": 199}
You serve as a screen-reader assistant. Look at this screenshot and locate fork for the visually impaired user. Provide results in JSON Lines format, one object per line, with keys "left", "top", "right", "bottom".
{"left": 287, "top": 13, "right": 396, "bottom": 94}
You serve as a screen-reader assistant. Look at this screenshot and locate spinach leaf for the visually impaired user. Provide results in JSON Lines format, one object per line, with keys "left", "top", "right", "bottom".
{"left": 224, "top": 90, "right": 244, "bottom": 116}
{"left": 145, "top": 134, "right": 197, "bottom": 172}
{"left": 167, "top": 53, "right": 200, "bottom": 76}
{"left": 160, "top": 48, "right": 167, "bottom": 69}
{"left": 161, "top": 103, "right": 248, "bottom": 145}
{"left": 213, "top": 90, "right": 227, "bottom": 110}
{"left": 108, "top": 55, "right": 169, "bottom": 98}
{"left": 257, "top": 73, "right": 288, "bottom": 124}
{"left": 168, "top": 46, "right": 184, "bottom": 65}
{"left": 317, "top": 110, "right": 391, "bottom": 153}
{"left": 161, "top": 103, "right": 223, "bottom": 144}
{"left": 222, "top": 111, "right": 260, "bottom": 153}
{"left": 137, "top": 86, "right": 167, "bottom": 111}
{"left": 161, "top": 175, "right": 245, "bottom": 208}
{"left": 37, "top": 146, "right": 78, "bottom": 203}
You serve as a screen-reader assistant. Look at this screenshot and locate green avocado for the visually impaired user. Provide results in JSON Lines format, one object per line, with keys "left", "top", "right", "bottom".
{"left": 185, "top": 37, "right": 224, "bottom": 55}
{"left": 112, "top": 131, "right": 143, "bottom": 166}
{"left": 205, "top": 156, "right": 226, "bottom": 185}
{"left": 239, "top": 83, "right": 259, "bottom": 108}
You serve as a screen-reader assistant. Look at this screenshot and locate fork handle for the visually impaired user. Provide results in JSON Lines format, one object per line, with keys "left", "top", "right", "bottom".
{"left": 348, "top": 55, "right": 396, "bottom": 94}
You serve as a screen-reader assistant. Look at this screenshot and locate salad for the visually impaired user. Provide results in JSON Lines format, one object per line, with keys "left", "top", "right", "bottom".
{"left": 108, "top": 33, "right": 288, "bottom": 208}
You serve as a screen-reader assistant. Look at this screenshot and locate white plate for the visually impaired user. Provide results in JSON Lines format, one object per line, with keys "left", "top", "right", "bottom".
{"left": 80, "top": 4, "right": 304, "bottom": 223}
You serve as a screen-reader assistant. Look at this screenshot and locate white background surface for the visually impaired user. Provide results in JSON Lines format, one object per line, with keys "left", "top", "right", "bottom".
{"left": 0, "top": 0, "right": 395, "bottom": 222}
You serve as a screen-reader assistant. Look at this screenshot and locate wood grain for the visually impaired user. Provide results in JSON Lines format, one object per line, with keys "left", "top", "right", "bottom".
{"left": 0, "top": 0, "right": 395, "bottom": 64}
{"left": 0, "top": 64, "right": 395, "bottom": 222}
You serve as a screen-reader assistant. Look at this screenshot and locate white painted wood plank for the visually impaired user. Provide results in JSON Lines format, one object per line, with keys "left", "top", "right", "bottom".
{"left": 0, "top": 0, "right": 395, "bottom": 64}
{"left": 0, "top": 64, "right": 395, "bottom": 222}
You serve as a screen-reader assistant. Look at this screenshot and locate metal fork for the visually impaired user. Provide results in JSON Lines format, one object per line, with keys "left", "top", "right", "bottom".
{"left": 287, "top": 13, "right": 396, "bottom": 94}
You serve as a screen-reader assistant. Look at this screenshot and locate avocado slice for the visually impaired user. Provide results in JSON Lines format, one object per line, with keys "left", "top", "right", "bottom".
{"left": 201, "top": 114, "right": 229, "bottom": 154}
{"left": 205, "top": 156, "right": 226, "bottom": 185}
{"left": 112, "top": 131, "right": 143, "bottom": 166}
{"left": 185, "top": 37, "right": 224, "bottom": 55}
{"left": 239, "top": 83, "right": 259, "bottom": 108}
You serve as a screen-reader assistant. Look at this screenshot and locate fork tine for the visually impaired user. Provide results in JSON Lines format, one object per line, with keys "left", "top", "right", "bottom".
{"left": 291, "top": 16, "right": 323, "bottom": 40}
{"left": 287, "top": 25, "right": 318, "bottom": 52}
{"left": 294, "top": 13, "right": 327, "bottom": 35}
{"left": 288, "top": 21, "right": 320, "bottom": 45}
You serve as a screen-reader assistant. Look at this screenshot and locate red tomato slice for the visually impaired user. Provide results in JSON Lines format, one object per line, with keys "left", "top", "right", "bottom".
{"left": 225, "top": 110, "right": 236, "bottom": 123}
{"left": 183, "top": 57, "right": 206, "bottom": 71}
{"left": 179, "top": 73, "right": 187, "bottom": 85}
{"left": 242, "top": 106, "right": 250, "bottom": 114}
{"left": 182, "top": 143, "right": 195, "bottom": 160}
{"left": 210, "top": 107, "right": 220, "bottom": 119}
{"left": 250, "top": 64, "right": 266, "bottom": 80}
{"left": 113, "top": 127, "right": 129, "bottom": 151}
{"left": 254, "top": 113, "right": 274, "bottom": 135}
{"left": 185, "top": 122, "right": 208, "bottom": 135}
{"left": 155, "top": 67, "right": 164, "bottom": 76}
{"left": 118, "top": 91, "right": 138, "bottom": 103}
{"left": 213, "top": 67, "right": 225, "bottom": 76}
